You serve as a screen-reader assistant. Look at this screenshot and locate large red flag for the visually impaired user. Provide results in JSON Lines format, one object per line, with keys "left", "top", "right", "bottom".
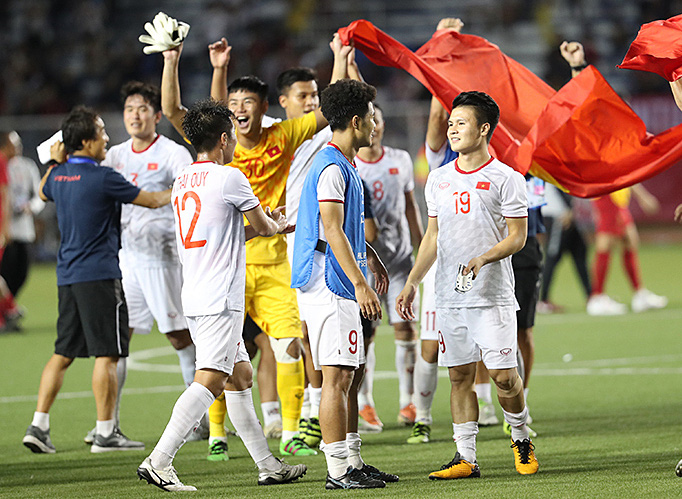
{"left": 339, "top": 20, "right": 682, "bottom": 198}
{"left": 617, "top": 14, "right": 682, "bottom": 81}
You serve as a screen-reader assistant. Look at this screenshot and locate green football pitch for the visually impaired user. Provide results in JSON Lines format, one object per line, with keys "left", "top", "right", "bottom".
{"left": 1, "top": 242, "right": 682, "bottom": 498}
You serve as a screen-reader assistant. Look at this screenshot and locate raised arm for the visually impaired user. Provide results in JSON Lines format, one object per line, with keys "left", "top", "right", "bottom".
{"left": 671, "top": 78, "right": 682, "bottom": 112}
{"left": 161, "top": 44, "right": 188, "bottom": 139}
{"left": 311, "top": 34, "right": 354, "bottom": 133}
{"left": 560, "top": 41, "right": 588, "bottom": 78}
{"left": 209, "top": 37, "right": 232, "bottom": 103}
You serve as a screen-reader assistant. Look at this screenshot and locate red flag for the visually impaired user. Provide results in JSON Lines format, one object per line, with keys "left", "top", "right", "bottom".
{"left": 339, "top": 20, "right": 682, "bottom": 197}
{"left": 476, "top": 181, "right": 490, "bottom": 190}
{"left": 617, "top": 14, "right": 682, "bottom": 81}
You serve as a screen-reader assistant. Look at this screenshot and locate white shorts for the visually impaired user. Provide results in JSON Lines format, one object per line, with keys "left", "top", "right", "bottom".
{"left": 299, "top": 284, "right": 365, "bottom": 370}
{"left": 186, "top": 309, "right": 250, "bottom": 375}
{"left": 120, "top": 259, "right": 187, "bottom": 334}
{"left": 436, "top": 305, "right": 518, "bottom": 369}
{"left": 420, "top": 266, "right": 437, "bottom": 341}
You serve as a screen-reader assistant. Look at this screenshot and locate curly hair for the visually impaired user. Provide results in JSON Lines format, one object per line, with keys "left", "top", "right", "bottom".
{"left": 182, "top": 99, "right": 236, "bottom": 153}
{"left": 320, "top": 79, "right": 377, "bottom": 131}
{"left": 451, "top": 91, "right": 500, "bottom": 142}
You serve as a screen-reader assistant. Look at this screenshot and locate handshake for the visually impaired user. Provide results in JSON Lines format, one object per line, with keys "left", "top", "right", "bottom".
{"left": 139, "top": 12, "right": 190, "bottom": 55}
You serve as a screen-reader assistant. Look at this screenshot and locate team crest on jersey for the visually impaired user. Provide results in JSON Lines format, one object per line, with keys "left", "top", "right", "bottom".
{"left": 266, "top": 146, "right": 281, "bottom": 158}
{"left": 147, "top": 163, "right": 159, "bottom": 171}
{"left": 438, "top": 181, "right": 450, "bottom": 190}
{"left": 500, "top": 348, "right": 512, "bottom": 356}
{"left": 476, "top": 181, "right": 490, "bottom": 190}
{"left": 389, "top": 167, "right": 399, "bottom": 175}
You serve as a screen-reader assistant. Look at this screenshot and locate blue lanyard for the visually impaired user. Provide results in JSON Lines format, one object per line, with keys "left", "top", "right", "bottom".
{"left": 67, "top": 156, "right": 99, "bottom": 166}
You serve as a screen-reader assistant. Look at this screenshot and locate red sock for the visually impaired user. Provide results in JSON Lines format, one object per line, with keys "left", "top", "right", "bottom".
{"left": 0, "top": 293, "right": 16, "bottom": 315}
{"left": 592, "top": 251, "right": 610, "bottom": 295}
{"left": 623, "top": 249, "right": 642, "bottom": 291}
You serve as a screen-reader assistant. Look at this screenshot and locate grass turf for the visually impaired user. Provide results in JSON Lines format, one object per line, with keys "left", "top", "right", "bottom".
{"left": 1, "top": 242, "right": 681, "bottom": 497}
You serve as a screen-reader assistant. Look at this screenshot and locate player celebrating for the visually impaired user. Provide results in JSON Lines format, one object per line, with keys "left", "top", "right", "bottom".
{"left": 355, "top": 104, "right": 423, "bottom": 428}
{"left": 137, "top": 99, "right": 306, "bottom": 491}
{"left": 161, "top": 35, "right": 351, "bottom": 458}
{"left": 396, "top": 91, "right": 538, "bottom": 478}
{"left": 82, "top": 81, "right": 201, "bottom": 446}
{"left": 292, "top": 78, "right": 398, "bottom": 489}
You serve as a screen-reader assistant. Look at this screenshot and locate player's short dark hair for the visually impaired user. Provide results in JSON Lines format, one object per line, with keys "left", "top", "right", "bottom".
{"left": 61, "top": 106, "right": 100, "bottom": 154}
{"left": 320, "top": 79, "right": 377, "bottom": 132}
{"left": 451, "top": 91, "right": 499, "bottom": 142}
{"left": 276, "top": 68, "right": 318, "bottom": 96}
{"left": 182, "top": 98, "right": 236, "bottom": 153}
{"left": 228, "top": 76, "right": 269, "bottom": 102}
{"left": 120, "top": 81, "right": 161, "bottom": 113}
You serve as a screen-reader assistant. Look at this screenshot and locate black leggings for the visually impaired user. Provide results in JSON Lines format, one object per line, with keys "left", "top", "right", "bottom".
{"left": 1, "top": 241, "right": 30, "bottom": 297}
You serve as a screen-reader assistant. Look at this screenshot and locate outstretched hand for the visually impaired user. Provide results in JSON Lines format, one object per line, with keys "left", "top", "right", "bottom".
{"left": 209, "top": 37, "right": 232, "bottom": 69}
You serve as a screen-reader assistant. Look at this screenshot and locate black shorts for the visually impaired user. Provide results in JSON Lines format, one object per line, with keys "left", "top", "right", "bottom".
{"left": 242, "top": 314, "right": 264, "bottom": 343}
{"left": 361, "top": 314, "right": 375, "bottom": 341}
{"left": 55, "top": 279, "right": 129, "bottom": 358}
{"left": 512, "top": 237, "right": 543, "bottom": 329}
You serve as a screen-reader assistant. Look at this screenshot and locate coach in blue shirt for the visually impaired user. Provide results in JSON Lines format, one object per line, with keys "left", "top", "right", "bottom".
{"left": 22, "top": 106, "right": 171, "bottom": 455}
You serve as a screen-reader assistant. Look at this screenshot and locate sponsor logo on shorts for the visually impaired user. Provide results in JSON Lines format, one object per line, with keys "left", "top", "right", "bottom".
{"left": 438, "top": 181, "right": 450, "bottom": 190}
{"left": 500, "top": 348, "right": 512, "bottom": 356}
{"left": 420, "top": 391, "right": 432, "bottom": 397}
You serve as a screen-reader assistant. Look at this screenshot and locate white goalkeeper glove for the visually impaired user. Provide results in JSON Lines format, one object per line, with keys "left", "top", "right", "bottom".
{"left": 138, "top": 12, "right": 190, "bottom": 55}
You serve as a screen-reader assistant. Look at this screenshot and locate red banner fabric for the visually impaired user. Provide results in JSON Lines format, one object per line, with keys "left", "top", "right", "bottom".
{"left": 339, "top": 20, "right": 682, "bottom": 198}
{"left": 617, "top": 14, "right": 682, "bottom": 82}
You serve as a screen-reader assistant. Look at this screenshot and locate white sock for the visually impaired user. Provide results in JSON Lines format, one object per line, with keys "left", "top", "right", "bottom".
{"left": 395, "top": 340, "right": 417, "bottom": 408}
{"left": 358, "top": 342, "right": 376, "bottom": 408}
{"left": 503, "top": 407, "right": 530, "bottom": 442}
{"left": 475, "top": 383, "right": 493, "bottom": 404}
{"left": 300, "top": 387, "right": 311, "bottom": 420}
{"left": 282, "top": 430, "right": 297, "bottom": 442}
{"left": 225, "top": 388, "right": 274, "bottom": 468}
{"left": 31, "top": 412, "right": 49, "bottom": 431}
{"left": 114, "top": 357, "right": 127, "bottom": 427}
{"left": 261, "top": 401, "right": 281, "bottom": 427}
{"left": 309, "top": 386, "right": 322, "bottom": 419}
{"left": 175, "top": 343, "right": 196, "bottom": 387}
{"left": 346, "top": 432, "right": 364, "bottom": 469}
{"left": 413, "top": 355, "right": 437, "bottom": 424}
{"left": 321, "top": 439, "right": 349, "bottom": 479}
{"left": 96, "top": 419, "right": 115, "bottom": 438}
{"left": 453, "top": 421, "right": 479, "bottom": 463}
{"left": 151, "top": 382, "right": 215, "bottom": 469}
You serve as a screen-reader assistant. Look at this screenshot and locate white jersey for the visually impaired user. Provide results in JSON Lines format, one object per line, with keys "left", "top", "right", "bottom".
{"left": 104, "top": 135, "right": 193, "bottom": 266}
{"left": 425, "top": 157, "right": 527, "bottom": 308}
{"left": 356, "top": 146, "right": 415, "bottom": 273}
{"left": 287, "top": 126, "right": 332, "bottom": 225}
{"left": 172, "top": 161, "right": 260, "bottom": 316}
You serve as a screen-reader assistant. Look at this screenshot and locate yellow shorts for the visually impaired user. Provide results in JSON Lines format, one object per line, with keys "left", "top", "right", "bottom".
{"left": 245, "top": 261, "right": 302, "bottom": 339}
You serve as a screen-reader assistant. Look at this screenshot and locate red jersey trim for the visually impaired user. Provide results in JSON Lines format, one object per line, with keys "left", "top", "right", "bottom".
{"left": 455, "top": 156, "right": 494, "bottom": 174}
{"left": 356, "top": 147, "right": 385, "bottom": 164}
{"left": 131, "top": 135, "right": 160, "bottom": 154}
{"left": 192, "top": 160, "right": 217, "bottom": 165}
{"left": 327, "top": 142, "right": 357, "bottom": 169}
{"left": 428, "top": 214, "right": 438, "bottom": 218}
{"left": 505, "top": 216, "right": 529, "bottom": 219}
{"left": 319, "top": 199, "right": 344, "bottom": 203}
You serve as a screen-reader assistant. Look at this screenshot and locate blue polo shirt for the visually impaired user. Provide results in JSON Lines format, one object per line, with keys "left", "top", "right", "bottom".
{"left": 43, "top": 156, "right": 141, "bottom": 285}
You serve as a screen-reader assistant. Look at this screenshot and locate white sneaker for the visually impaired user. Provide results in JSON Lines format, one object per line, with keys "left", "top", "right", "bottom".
{"left": 263, "top": 421, "right": 282, "bottom": 439}
{"left": 137, "top": 457, "right": 197, "bottom": 491}
{"left": 631, "top": 289, "right": 668, "bottom": 313}
{"left": 257, "top": 457, "right": 307, "bottom": 485}
{"left": 586, "top": 294, "right": 627, "bottom": 316}
{"left": 478, "top": 401, "right": 499, "bottom": 426}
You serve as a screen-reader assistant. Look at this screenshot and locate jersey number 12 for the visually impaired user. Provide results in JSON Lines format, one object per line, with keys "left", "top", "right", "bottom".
{"left": 174, "top": 191, "right": 207, "bottom": 249}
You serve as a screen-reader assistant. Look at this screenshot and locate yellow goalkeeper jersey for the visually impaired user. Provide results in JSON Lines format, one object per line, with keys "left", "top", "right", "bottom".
{"left": 232, "top": 112, "right": 317, "bottom": 264}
